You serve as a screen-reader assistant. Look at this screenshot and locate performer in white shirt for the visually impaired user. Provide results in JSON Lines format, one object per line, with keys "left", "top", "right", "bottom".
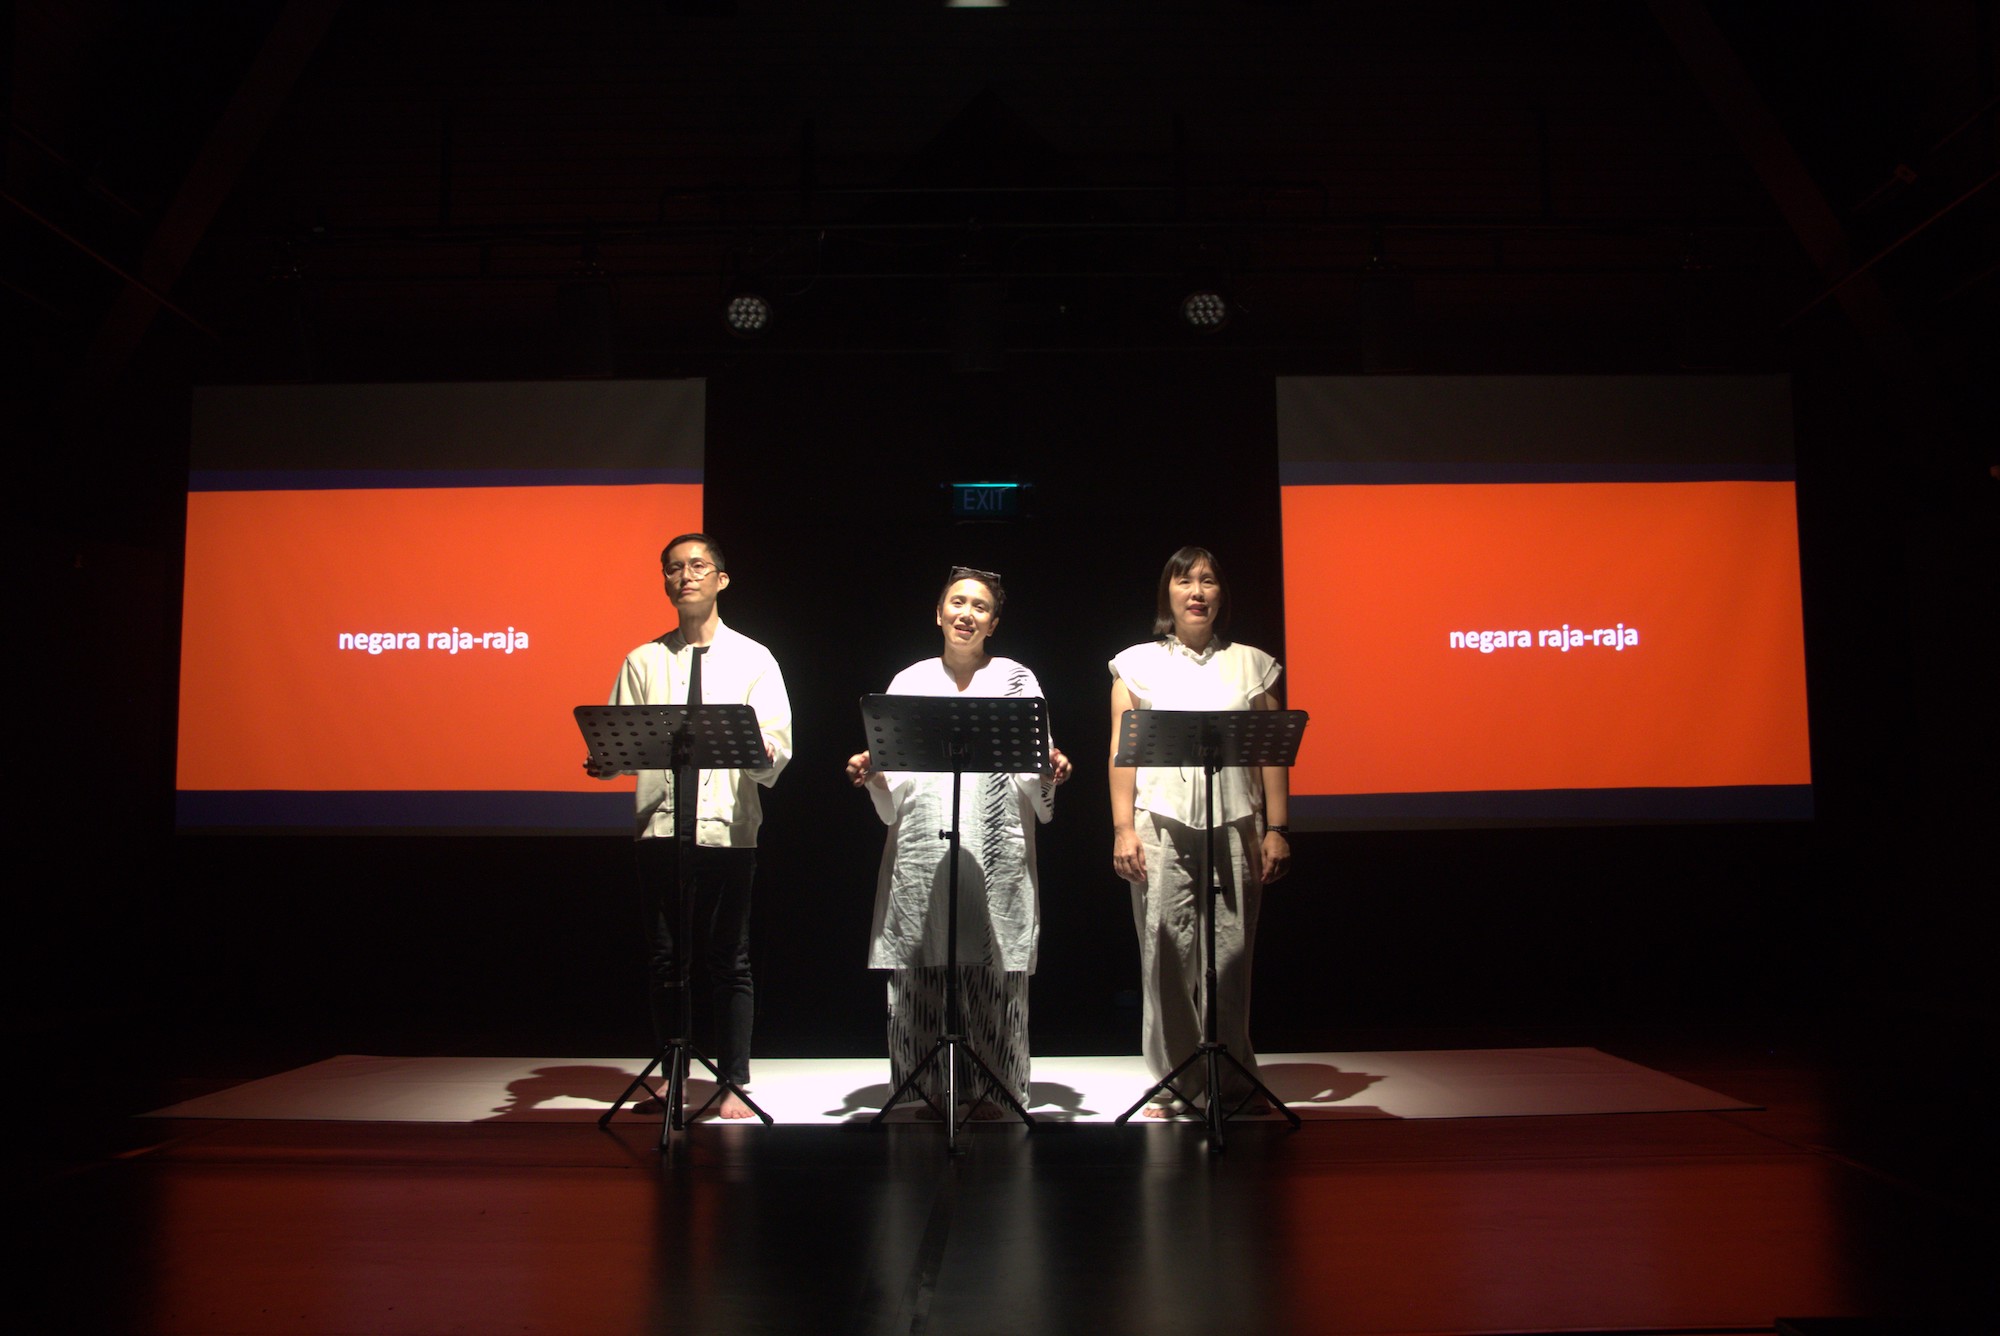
{"left": 588, "top": 533, "right": 791, "bottom": 1119}
{"left": 1108, "top": 546, "right": 1292, "bottom": 1117}
{"left": 846, "top": 567, "right": 1071, "bottom": 1118}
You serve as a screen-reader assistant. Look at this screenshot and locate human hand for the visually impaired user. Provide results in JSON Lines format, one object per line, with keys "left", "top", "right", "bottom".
{"left": 1112, "top": 826, "right": 1146, "bottom": 884}
{"left": 1259, "top": 830, "right": 1291, "bottom": 884}
{"left": 1049, "top": 748, "right": 1073, "bottom": 785}
{"left": 583, "top": 756, "right": 625, "bottom": 781}
{"left": 845, "top": 750, "right": 879, "bottom": 788}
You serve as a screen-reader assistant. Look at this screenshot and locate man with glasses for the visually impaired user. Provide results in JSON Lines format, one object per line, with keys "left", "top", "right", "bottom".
{"left": 589, "top": 533, "right": 792, "bottom": 1119}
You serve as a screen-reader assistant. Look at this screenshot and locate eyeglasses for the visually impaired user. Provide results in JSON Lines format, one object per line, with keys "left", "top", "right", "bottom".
{"left": 664, "top": 558, "right": 718, "bottom": 580}
{"left": 948, "top": 565, "right": 1003, "bottom": 587}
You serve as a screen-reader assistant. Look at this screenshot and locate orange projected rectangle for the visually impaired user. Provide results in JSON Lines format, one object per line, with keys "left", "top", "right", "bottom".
{"left": 1281, "top": 482, "right": 1811, "bottom": 799}
{"left": 178, "top": 483, "right": 699, "bottom": 795}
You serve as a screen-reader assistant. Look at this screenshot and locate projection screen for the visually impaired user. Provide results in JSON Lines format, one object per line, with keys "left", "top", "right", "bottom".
{"left": 1277, "top": 375, "right": 1812, "bottom": 828}
{"left": 177, "top": 380, "right": 704, "bottom": 832}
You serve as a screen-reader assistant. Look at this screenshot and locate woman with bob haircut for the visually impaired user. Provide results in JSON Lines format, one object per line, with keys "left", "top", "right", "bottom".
{"left": 1108, "top": 545, "right": 1291, "bottom": 1117}
{"left": 847, "top": 567, "right": 1071, "bottom": 1119}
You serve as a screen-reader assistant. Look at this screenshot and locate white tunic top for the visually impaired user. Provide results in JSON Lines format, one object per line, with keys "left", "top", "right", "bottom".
{"left": 611, "top": 620, "right": 792, "bottom": 845}
{"left": 865, "top": 657, "right": 1055, "bottom": 973}
{"left": 1109, "top": 638, "right": 1281, "bottom": 828}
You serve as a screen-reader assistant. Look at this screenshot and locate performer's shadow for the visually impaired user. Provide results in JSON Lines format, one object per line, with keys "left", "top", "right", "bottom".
{"left": 489, "top": 1066, "right": 749, "bottom": 1123}
{"left": 826, "top": 1082, "right": 1092, "bottom": 1121}
{"left": 485, "top": 1064, "right": 653, "bottom": 1122}
{"left": 1026, "top": 1082, "right": 1092, "bottom": 1120}
{"left": 825, "top": 1083, "right": 894, "bottom": 1120}
{"left": 1256, "top": 1061, "right": 1393, "bottom": 1118}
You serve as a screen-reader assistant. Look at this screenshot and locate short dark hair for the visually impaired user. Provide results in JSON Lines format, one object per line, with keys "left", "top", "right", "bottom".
{"left": 660, "top": 533, "right": 725, "bottom": 572}
{"left": 1152, "top": 545, "right": 1229, "bottom": 641}
{"left": 939, "top": 565, "right": 1006, "bottom": 614}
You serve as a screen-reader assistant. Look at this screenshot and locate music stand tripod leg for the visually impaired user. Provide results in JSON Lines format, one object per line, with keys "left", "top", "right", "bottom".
{"left": 1210, "top": 1047, "right": 1302, "bottom": 1128}
{"left": 598, "top": 1050, "right": 668, "bottom": 1130}
{"left": 680, "top": 1049, "right": 774, "bottom": 1126}
{"left": 872, "top": 1034, "right": 954, "bottom": 1125}
{"left": 1114, "top": 1045, "right": 1206, "bottom": 1123}
{"left": 953, "top": 1041, "right": 1036, "bottom": 1127}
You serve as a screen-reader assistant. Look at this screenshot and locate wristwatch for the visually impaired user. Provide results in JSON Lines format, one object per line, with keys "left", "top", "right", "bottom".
{"left": 1266, "top": 824, "right": 1289, "bottom": 836}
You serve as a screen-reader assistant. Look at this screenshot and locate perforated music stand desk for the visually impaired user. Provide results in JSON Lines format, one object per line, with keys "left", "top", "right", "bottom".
{"left": 1113, "top": 707, "right": 1308, "bottom": 1149}
{"left": 575, "top": 703, "right": 773, "bottom": 1143}
{"left": 576, "top": 703, "right": 768, "bottom": 784}
{"left": 860, "top": 692, "right": 1050, "bottom": 1152}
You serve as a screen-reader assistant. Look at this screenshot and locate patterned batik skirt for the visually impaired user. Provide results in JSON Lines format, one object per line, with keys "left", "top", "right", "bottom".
{"left": 887, "top": 965, "right": 1029, "bottom": 1110}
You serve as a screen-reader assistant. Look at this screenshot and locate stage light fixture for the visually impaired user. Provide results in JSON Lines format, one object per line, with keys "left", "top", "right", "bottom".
{"left": 723, "top": 292, "right": 771, "bottom": 337}
{"left": 1180, "top": 290, "right": 1229, "bottom": 331}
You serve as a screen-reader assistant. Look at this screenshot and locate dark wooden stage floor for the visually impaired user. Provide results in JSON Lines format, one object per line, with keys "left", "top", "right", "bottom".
{"left": 19, "top": 1034, "right": 1989, "bottom": 1336}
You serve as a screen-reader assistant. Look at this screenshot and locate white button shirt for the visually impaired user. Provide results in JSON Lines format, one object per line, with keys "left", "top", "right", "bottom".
{"left": 611, "top": 620, "right": 792, "bottom": 845}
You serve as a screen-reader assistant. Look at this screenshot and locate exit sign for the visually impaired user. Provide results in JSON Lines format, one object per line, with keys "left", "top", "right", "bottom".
{"left": 948, "top": 481, "right": 1028, "bottom": 522}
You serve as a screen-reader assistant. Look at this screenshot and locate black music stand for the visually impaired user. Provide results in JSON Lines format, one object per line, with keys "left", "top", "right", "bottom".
{"left": 860, "top": 693, "right": 1050, "bottom": 1152}
{"left": 575, "top": 702, "right": 775, "bottom": 1145}
{"left": 1113, "top": 707, "right": 1308, "bottom": 1149}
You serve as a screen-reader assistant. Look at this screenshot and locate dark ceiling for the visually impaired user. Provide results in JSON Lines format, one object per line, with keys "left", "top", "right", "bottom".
{"left": 5, "top": 1, "right": 1994, "bottom": 453}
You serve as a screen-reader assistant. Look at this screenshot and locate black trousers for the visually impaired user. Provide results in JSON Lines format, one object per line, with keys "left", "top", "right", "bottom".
{"left": 635, "top": 837, "right": 757, "bottom": 1086}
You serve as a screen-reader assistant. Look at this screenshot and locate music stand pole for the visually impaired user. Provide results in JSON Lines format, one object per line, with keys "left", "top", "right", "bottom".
{"left": 943, "top": 741, "right": 964, "bottom": 1127}
{"left": 861, "top": 693, "right": 1048, "bottom": 1153}
{"left": 575, "top": 703, "right": 775, "bottom": 1144}
{"left": 1113, "top": 708, "right": 1308, "bottom": 1149}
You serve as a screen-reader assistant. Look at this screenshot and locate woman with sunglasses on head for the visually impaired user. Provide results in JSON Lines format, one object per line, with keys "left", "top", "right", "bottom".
{"left": 1109, "top": 545, "right": 1291, "bottom": 1118}
{"left": 846, "top": 567, "right": 1072, "bottom": 1120}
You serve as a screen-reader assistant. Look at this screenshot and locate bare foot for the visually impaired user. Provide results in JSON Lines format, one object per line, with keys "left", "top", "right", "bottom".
{"left": 1140, "top": 1103, "right": 1178, "bottom": 1120}
{"left": 716, "top": 1091, "right": 755, "bottom": 1120}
